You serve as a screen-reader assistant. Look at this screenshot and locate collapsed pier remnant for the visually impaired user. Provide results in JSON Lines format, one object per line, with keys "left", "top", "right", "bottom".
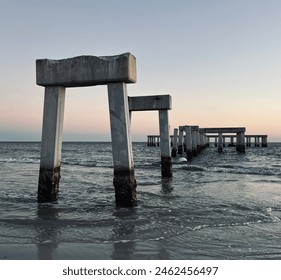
{"left": 129, "top": 95, "right": 172, "bottom": 177}
{"left": 200, "top": 127, "right": 246, "bottom": 153}
{"left": 37, "top": 53, "right": 137, "bottom": 207}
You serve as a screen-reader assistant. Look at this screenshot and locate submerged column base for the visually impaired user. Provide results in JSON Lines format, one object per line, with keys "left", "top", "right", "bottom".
{"left": 38, "top": 167, "right": 61, "bottom": 202}
{"left": 236, "top": 145, "right": 246, "bottom": 153}
{"left": 161, "top": 157, "right": 172, "bottom": 177}
{"left": 113, "top": 170, "right": 137, "bottom": 207}
{"left": 218, "top": 146, "right": 223, "bottom": 153}
{"left": 177, "top": 146, "right": 183, "bottom": 155}
{"left": 186, "top": 150, "right": 193, "bottom": 160}
{"left": 171, "top": 148, "right": 177, "bottom": 157}
{"left": 192, "top": 149, "right": 198, "bottom": 156}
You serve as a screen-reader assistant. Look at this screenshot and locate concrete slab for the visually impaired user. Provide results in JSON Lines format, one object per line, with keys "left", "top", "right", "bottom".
{"left": 36, "top": 53, "right": 136, "bottom": 87}
{"left": 128, "top": 95, "right": 171, "bottom": 111}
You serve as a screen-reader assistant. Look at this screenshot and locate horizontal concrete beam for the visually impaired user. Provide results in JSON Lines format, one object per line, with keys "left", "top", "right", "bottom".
{"left": 245, "top": 135, "right": 268, "bottom": 137}
{"left": 128, "top": 95, "right": 171, "bottom": 111}
{"left": 207, "top": 134, "right": 267, "bottom": 138}
{"left": 36, "top": 53, "right": 136, "bottom": 87}
{"left": 199, "top": 127, "right": 246, "bottom": 133}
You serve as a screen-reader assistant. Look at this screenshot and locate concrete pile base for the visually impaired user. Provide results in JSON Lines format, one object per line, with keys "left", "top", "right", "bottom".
{"left": 161, "top": 157, "right": 172, "bottom": 177}
{"left": 38, "top": 167, "right": 61, "bottom": 202}
{"left": 113, "top": 170, "right": 137, "bottom": 207}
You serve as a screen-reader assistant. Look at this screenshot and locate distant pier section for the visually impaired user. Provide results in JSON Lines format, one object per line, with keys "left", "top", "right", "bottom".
{"left": 147, "top": 126, "right": 268, "bottom": 158}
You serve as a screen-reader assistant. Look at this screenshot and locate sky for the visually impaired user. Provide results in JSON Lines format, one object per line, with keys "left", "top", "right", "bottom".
{"left": 0, "top": 0, "right": 280, "bottom": 141}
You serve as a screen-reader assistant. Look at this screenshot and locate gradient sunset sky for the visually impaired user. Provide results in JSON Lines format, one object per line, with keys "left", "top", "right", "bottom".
{"left": 0, "top": 0, "right": 280, "bottom": 141}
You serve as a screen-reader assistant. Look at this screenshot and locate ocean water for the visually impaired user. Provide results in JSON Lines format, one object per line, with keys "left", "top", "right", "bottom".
{"left": 0, "top": 142, "right": 281, "bottom": 260}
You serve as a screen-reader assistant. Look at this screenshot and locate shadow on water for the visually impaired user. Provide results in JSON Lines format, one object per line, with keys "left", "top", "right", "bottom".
{"left": 161, "top": 177, "right": 174, "bottom": 194}
{"left": 35, "top": 204, "right": 60, "bottom": 260}
{"left": 111, "top": 209, "right": 137, "bottom": 260}
{"left": 111, "top": 177, "right": 174, "bottom": 260}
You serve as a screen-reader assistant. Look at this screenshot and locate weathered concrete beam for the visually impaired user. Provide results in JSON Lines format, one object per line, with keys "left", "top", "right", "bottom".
{"left": 128, "top": 95, "right": 171, "bottom": 111}
{"left": 36, "top": 53, "right": 136, "bottom": 87}
{"left": 200, "top": 127, "right": 246, "bottom": 133}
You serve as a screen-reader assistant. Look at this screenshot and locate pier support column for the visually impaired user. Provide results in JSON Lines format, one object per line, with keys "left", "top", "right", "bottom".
{"left": 178, "top": 127, "right": 184, "bottom": 154}
{"left": 236, "top": 132, "right": 245, "bottom": 153}
{"left": 108, "top": 82, "right": 137, "bottom": 207}
{"left": 191, "top": 126, "right": 198, "bottom": 156}
{"left": 159, "top": 110, "right": 172, "bottom": 177}
{"left": 230, "top": 136, "right": 234, "bottom": 146}
{"left": 38, "top": 86, "right": 65, "bottom": 202}
{"left": 184, "top": 126, "right": 193, "bottom": 159}
{"left": 196, "top": 129, "right": 201, "bottom": 152}
{"left": 262, "top": 136, "right": 268, "bottom": 147}
{"left": 171, "top": 128, "right": 178, "bottom": 157}
{"left": 214, "top": 136, "right": 218, "bottom": 147}
{"left": 218, "top": 133, "right": 223, "bottom": 153}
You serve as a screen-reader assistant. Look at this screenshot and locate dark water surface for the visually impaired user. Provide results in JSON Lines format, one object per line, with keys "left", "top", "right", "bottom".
{"left": 0, "top": 142, "right": 281, "bottom": 259}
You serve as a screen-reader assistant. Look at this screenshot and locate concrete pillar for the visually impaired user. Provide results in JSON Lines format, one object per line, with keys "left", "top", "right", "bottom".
{"left": 171, "top": 128, "right": 178, "bottom": 157}
{"left": 107, "top": 82, "right": 137, "bottom": 207}
{"left": 170, "top": 135, "right": 173, "bottom": 146}
{"left": 245, "top": 136, "right": 248, "bottom": 147}
{"left": 38, "top": 86, "right": 65, "bottom": 202}
{"left": 223, "top": 136, "right": 226, "bottom": 147}
{"left": 178, "top": 127, "right": 184, "bottom": 154}
{"left": 236, "top": 132, "right": 245, "bottom": 153}
{"left": 262, "top": 136, "right": 268, "bottom": 147}
{"left": 191, "top": 126, "right": 198, "bottom": 156}
{"left": 200, "top": 133, "right": 204, "bottom": 149}
{"left": 230, "top": 136, "right": 234, "bottom": 146}
{"left": 215, "top": 136, "right": 218, "bottom": 147}
{"left": 218, "top": 133, "right": 223, "bottom": 153}
{"left": 196, "top": 128, "right": 201, "bottom": 152}
{"left": 256, "top": 137, "right": 260, "bottom": 147}
{"left": 204, "top": 133, "right": 208, "bottom": 148}
{"left": 184, "top": 126, "right": 193, "bottom": 159}
{"left": 159, "top": 110, "right": 172, "bottom": 177}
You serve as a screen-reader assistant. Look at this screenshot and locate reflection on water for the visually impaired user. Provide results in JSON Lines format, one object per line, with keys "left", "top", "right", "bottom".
{"left": 36, "top": 204, "right": 60, "bottom": 260}
{"left": 1, "top": 142, "right": 281, "bottom": 259}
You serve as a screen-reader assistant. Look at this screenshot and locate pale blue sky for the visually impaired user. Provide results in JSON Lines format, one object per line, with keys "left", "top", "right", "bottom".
{"left": 0, "top": 0, "right": 280, "bottom": 141}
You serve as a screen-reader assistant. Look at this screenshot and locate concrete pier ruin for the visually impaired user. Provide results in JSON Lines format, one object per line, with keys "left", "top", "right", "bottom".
{"left": 37, "top": 53, "right": 137, "bottom": 207}
{"left": 129, "top": 95, "right": 172, "bottom": 177}
{"left": 200, "top": 127, "right": 246, "bottom": 153}
{"left": 171, "top": 128, "right": 178, "bottom": 157}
